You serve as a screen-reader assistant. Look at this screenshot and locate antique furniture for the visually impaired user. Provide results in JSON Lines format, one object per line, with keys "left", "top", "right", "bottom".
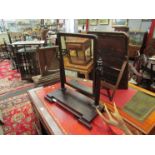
{"left": 149, "top": 56, "right": 155, "bottom": 81}
{"left": 0, "top": 32, "right": 12, "bottom": 60}
{"left": 0, "top": 109, "right": 4, "bottom": 134}
{"left": 132, "top": 39, "right": 155, "bottom": 87}
{"left": 28, "top": 78, "right": 155, "bottom": 135}
{"left": 0, "top": 126, "right": 3, "bottom": 135}
{"left": 0, "top": 44, "right": 7, "bottom": 61}
{"left": 128, "top": 32, "right": 149, "bottom": 84}
{"left": 41, "top": 28, "right": 49, "bottom": 46}
{"left": 112, "top": 20, "right": 129, "bottom": 32}
{"left": 12, "top": 40, "right": 45, "bottom": 80}
{"left": 12, "top": 40, "right": 45, "bottom": 46}
{"left": 64, "top": 56, "right": 93, "bottom": 79}
{"left": 144, "top": 39, "right": 155, "bottom": 57}
{"left": 114, "top": 26, "right": 129, "bottom": 33}
{"left": 64, "top": 36, "right": 92, "bottom": 65}
{"left": 128, "top": 44, "right": 141, "bottom": 59}
{"left": 32, "top": 46, "right": 60, "bottom": 86}
{"left": 45, "top": 33, "right": 103, "bottom": 129}
{"left": 28, "top": 86, "right": 110, "bottom": 135}
{"left": 6, "top": 44, "right": 17, "bottom": 69}
{"left": 0, "top": 109, "right": 4, "bottom": 124}
{"left": 128, "top": 32, "right": 148, "bottom": 59}
{"left": 139, "top": 32, "right": 148, "bottom": 55}
{"left": 148, "top": 56, "right": 155, "bottom": 91}
{"left": 88, "top": 31, "right": 129, "bottom": 101}
{"left": 28, "top": 79, "right": 119, "bottom": 135}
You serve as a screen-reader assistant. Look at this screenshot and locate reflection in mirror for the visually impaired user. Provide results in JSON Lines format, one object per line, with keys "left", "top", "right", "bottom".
{"left": 59, "top": 34, "right": 95, "bottom": 95}
{"left": 65, "top": 36, "right": 92, "bottom": 65}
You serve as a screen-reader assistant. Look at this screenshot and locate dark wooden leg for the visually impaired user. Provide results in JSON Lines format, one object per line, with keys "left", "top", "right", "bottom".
{"left": 59, "top": 49, "right": 66, "bottom": 90}
{"left": 0, "top": 110, "right": 4, "bottom": 125}
{"left": 94, "top": 69, "right": 101, "bottom": 106}
{"left": 107, "top": 89, "right": 112, "bottom": 101}
{"left": 151, "top": 63, "right": 153, "bottom": 83}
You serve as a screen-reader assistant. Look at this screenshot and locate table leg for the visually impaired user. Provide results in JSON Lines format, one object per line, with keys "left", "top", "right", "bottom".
{"left": 150, "top": 63, "right": 155, "bottom": 83}
{"left": 76, "top": 50, "right": 79, "bottom": 57}
{"left": 84, "top": 73, "right": 89, "bottom": 79}
{"left": 0, "top": 109, "right": 4, "bottom": 125}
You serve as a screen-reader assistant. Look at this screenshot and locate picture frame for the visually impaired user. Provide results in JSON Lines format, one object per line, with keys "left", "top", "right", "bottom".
{"left": 98, "top": 19, "right": 109, "bottom": 25}
{"left": 78, "top": 19, "right": 86, "bottom": 25}
{"left": 112, "top": 19, "right": 128, "bottom": 26}
{"left": 142, "top": 19, "right": 151, "bottom": 22}
{"left": 89, "top": 19, "right": 98, "bottom": 26}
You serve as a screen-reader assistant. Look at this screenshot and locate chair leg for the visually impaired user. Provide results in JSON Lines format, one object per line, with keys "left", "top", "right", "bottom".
{"left": 0, "top": 110, "right": 4, "bottom": 125}
{"left": 107, "top": 89, "right": 112, "bottom": 101}
{"left": 0, "top": 126, "right": 4, "bottom": 135}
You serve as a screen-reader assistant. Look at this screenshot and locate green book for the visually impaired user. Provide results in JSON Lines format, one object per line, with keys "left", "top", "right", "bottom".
{"left": 123, "top": 91, "right": 155, "bottom": 122}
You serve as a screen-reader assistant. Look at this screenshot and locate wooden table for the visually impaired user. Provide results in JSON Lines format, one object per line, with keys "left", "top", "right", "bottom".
{"left": 64, "top": 57, "right": 93, "bottom": 79}
{"left": 66, "top": 37, "right": 91, "bottom": 65}
{"left": 12, "top": 40, "right": 45, "bottom": 46}
{"left": 28, "top": 83, "right": 123, "bottom": 135}
{"left": 28, "top": 79, "right": 155, "bottom": 135}
{"left": 66, "top": 37, "right": 90, "bottom": 50}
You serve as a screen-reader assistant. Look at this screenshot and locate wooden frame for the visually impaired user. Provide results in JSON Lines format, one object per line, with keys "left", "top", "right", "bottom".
{"left": 89, "top": 19, "right": 98, "bottom": 26}
{"left": 88, "top": 31, "right": 129, "bottom": 101}
{"left": 142, "top": 19, "right": 151, "bottom": 22}
{"left": 112, "top": 19, "right": 128, "bottom": 27}
{"left": 78, "top": 19, "right": 86, "bottom": 25}
{"left": 98, "top": 19, "right": 109, "bottom": 25}
{"left": 45, "top": 32, "right": 104, "bottom": 129}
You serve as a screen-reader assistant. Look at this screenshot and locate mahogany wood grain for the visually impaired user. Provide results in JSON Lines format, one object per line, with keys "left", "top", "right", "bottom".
{"left": 28, "top": 87, "right": 63, "bottom": 135}
{"left": 28, "top": 79, "right": 155, "bottom": 135}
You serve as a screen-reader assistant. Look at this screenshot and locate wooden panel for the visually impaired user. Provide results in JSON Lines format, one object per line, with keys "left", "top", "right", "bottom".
{"left": 28, "top": 87, "right": 63, "bottom": 135}
{"left": 88, "top": 31, "right": 129, "bottom": 89}
{"left": 36, "top": 46, "right": 59, "bottom": 76}
{"left": 128, "top": 44, "right": 141, "bottom": 59}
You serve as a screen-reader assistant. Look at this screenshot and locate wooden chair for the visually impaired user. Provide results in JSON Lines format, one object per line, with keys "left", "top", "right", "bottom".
{"left": 0, "top": 41, "right": 10, "bottom": 60}
{"left": 88, "top": 31, "right": 129, "bottom": 101}
{"left": 6, "top": 44, "right": 18, "bottom": 69}
{"left": 134, "top": 39, "right": 155, "bottom": 87}
{"left": 144, "top": 39, "right": 155, "bottom": 57}
{"left": 130, "top": 35, "right": 153, "bottom": 85}
{"left": 14, "top": 45, "right": 39, "bottom": 80}
{"left": 139, "top": 32, "right": 148, "bottom": 55}
{"left": 32, "top": 46, "right": 60, "bottom": 86}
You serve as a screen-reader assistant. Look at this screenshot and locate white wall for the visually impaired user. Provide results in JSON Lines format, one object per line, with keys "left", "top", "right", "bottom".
{"left": 88, "top": 19, "right": 151, "bottom": 32}
{"left": 64, "top": 19, "right": 78, "bottom": 33}
{"left": 128, "top": 19, "right": 151, "bottom": 32}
